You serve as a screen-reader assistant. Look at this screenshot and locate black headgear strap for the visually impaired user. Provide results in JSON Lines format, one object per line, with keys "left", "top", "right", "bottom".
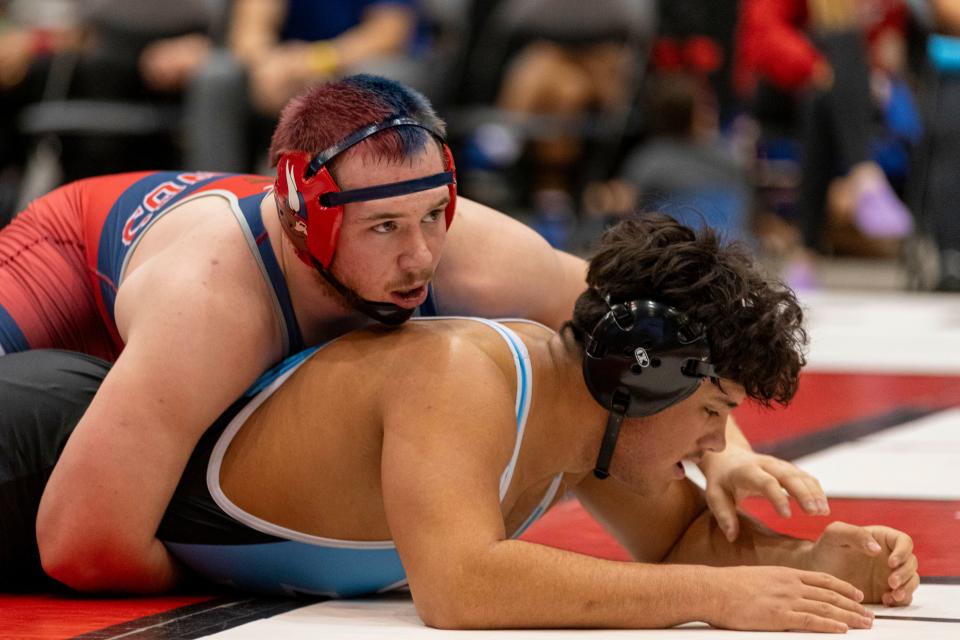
{"left": 306, "top": 116, "right": 445, "bottom": 176}
{"left": 311, "top": 256, "right": 414, "bottom": 326}
{"left": 320, "top": 172, "right": 455, "bottom": 207}
{"left": 593, "top": 389, "right": 630, "bottom": 479}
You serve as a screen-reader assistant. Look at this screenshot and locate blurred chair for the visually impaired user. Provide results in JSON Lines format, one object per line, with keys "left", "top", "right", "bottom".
{"left": 447, "top": 0, "right": 657, "bottom": 213}
{"left": 15, "top": 0, "right": 228, "bottom": 209}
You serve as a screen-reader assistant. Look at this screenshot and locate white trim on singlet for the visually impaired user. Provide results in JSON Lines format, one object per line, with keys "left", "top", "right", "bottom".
{"left": 205, "top": 316, "right": 562, "bottom": 549}
{"left": 118, "top": 188, "right": 292, "bottom": 356}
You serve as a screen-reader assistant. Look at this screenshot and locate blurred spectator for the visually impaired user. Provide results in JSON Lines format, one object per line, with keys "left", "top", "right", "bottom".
{"left": 156, "top": 0, "right": 430, "bottom": 172}
{"left": 579, "top": 71, "right": 751, "bottom": 244}
{"left": 0, "top": 0, "right": 219, "bottom": 224}
{"left": 0, "top": 0, "right": 81, "bottom": 225}
{"left": 615, "top": 72, "right": 752, "bottom": 242}
{"left": 651, "top": 0, "right": 739, "bottom": 124}
{"left": 64, "top": 1, "right": 214, "bottom": 172}
{"left": 228, "top": 0, "right": 426, "bottom": 115}
{"left": 735, "top": 0, "right": 919, "bottom": 262}
{"left": 458, "top": 0, "right": 654, "bottom": 248}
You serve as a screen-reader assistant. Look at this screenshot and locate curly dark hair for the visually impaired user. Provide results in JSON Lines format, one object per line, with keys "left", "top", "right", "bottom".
{"left": 565, "top": 214, "right": 807, "bottom": 406}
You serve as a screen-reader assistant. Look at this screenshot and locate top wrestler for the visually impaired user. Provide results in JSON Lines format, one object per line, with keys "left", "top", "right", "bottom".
{"left": 1, "top": 215, "right": 918, "bottom": 632}
{"left": 1, "top": 75, "right": 827, "bottom": 592}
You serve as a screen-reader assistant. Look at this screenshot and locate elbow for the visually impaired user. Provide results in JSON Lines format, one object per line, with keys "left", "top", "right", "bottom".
{"left": 416, "top": 598, "right": 481, "bottom": 630}
{"left": 413, "top": 579, "right": 497, "bottom": 630}
{"left": 410, "top": 545, "right": 514, "bottom": 629}
{"left": 38, "top": 521, "right": 142, "bottom": 592}
{"left": 39, "top": 534, "right": 118, "bottom": 592}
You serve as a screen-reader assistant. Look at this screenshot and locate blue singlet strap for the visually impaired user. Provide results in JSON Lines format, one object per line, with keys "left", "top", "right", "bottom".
{"left": 238, "top": 194, "right": 305, "bottom": 354}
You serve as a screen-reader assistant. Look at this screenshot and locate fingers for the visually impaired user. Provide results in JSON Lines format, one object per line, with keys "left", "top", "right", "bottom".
{"left": 757, "top": 457, "right": 829, "bottom": 516}
{"left": 795, "top": 595, "right": 874, "bottom": 631}
{"left": 705, "top": 485, "right": 740, "bottom": 542}
{"left": 876, "top": 526, "right": 915, "bottom": 568}
{"left": 755, "top": 474, "right": 793, "bottom": 518}
{"left": 801, "top": 570, "right": 864, "bottom": 604}
{"left": 887, "top": 553, "right": 919, "bottom": 591}
{"left": 822, "top": 521, "right": 883, "bottom": 555}
{"left": 779, "top": 470, "right": 829, "bottom": 516}
{"left": 784, "top": 611, "right": 849, "bottom": 633}
{"left": 882, "top": 572, "right": 919, "bottom": 606}
{"left": 802, "top": 585, "right": 872, "bottom": 618}
{"left": 759, "top": 456, "right": 829, "bottom": 515}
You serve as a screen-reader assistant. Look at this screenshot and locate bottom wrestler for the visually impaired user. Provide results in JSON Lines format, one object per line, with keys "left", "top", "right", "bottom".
{"left": 1, "top": 216, "right": 918, "bottom": 632}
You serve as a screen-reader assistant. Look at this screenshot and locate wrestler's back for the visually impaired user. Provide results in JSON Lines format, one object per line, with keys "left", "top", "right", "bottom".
{"left": 218, "top": 318, "right": 562, "bottom": 541}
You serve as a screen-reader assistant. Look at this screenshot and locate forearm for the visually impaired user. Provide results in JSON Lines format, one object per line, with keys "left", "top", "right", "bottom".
{"left": 416, "top": 539, "right": 722, "bottom": 629}
{"left": 664, "top": 507, "right": 812, "bottom": 570}
{"left": 228, "top": 0, "right": 284, "bottom": 64}
{"left": 329, "top": 6, "right": 415, "bottom": 68}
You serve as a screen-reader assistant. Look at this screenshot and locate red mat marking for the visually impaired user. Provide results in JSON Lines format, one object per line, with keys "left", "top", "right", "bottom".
{"left": 734, "top": 372, "right": 960, "bottom": 447}
{"left": 522, "top": 497, "right": 960, "bottom": 576}
{"left": 0, "top": 595, "right": 211, "bottom": 640}
{"left": 740, "top": 497, "right": 960, "bottom": 577}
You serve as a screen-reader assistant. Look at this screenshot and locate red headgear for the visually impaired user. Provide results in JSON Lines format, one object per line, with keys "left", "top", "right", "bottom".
{"left": 274, "top": 116, "right": 457, "bottom": 269}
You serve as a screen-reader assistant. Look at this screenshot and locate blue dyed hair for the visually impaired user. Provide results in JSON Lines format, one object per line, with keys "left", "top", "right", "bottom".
{"left": 269, "top": 74, "right": 446, "bottom": 175}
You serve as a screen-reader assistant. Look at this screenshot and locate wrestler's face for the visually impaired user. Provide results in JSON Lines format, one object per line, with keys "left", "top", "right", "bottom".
{"left": 609, "top": 378, "right": 746, "bottom": 494}
{"left": 328, "top": 144, "right": 450, "bottom": 309}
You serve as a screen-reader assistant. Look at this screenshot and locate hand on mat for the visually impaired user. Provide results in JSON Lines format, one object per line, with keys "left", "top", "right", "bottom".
{"left": 702, "top": 449, "right": 828, "bottom": 541}
{"left": 803, "top": 522, "right": 919, "bottom": 606}
{"left": 707, "top": 565, "right": 873, "bottom": 633}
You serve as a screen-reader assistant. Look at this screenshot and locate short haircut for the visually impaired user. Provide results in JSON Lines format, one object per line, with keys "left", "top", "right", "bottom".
{"left": 566, "top": 214, "right": 807, "bottom": 406}
{"left": 268, "top": 74, "right": 447, "bottom": 178}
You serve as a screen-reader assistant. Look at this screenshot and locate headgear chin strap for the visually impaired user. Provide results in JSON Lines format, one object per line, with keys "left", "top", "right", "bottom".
{"left": 583, "top": 298, "right": 717, "bottom": 479}
{"left": 311, "top": 256, "right": 414, "bottom": 326}
{"left": 274, "top": 115, "right": 457, "bottom": 324}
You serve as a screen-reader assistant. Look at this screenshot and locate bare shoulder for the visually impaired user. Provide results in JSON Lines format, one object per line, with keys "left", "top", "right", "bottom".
{"left": 339, "top": 319, "right": 520, "bottom": 418}
{"left": 114, "top": 204, "right": 280, "bottom": 351}
{"left": 370, "top": 321, "right": 520, "bottom": 468}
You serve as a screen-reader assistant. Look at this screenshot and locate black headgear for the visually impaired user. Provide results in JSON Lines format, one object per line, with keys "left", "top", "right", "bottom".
{"left": 582, "top": 298, "right": 717, "bottom": 479}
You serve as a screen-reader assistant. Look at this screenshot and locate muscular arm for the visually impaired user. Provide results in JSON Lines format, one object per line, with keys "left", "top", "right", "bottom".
{"left": 576, "top": 472, "right": 916, "bottom": 606}
{"left": 434, "top": 197, "right": 587, "bottom": 331}
{"left": 381, "top": 342, "right": 720, "bottom": 629}
{"left": 575, "top": 452, "right": 817, "bottom": 568}
{"left": 36, "top": 255, "right": 278, "bottom": 592}
{"left": 381, "top": 344, "right": 876, "bottom": 631}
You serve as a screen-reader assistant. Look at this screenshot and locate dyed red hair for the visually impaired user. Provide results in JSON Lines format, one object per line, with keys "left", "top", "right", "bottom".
{"left": 268, "top": 74, "right": 446, "bottom": 177}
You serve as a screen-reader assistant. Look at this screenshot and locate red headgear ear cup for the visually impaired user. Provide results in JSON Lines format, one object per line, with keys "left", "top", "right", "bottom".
{"left": 441, "top": 143, "right": 457, "bottom": 227}
{"left": 275, "top": 151, "right": 346, "bottom": 268}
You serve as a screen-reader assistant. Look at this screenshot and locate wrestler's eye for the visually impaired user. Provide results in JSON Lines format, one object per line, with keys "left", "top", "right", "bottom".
{"left": 422, "top": 209, "right": 443, "bottom": 223}
{"left": 372, "top": 221, "right": 398, "bottom": 233}
{"left": 704, "top": 407, "right": 720, "bottom": 418}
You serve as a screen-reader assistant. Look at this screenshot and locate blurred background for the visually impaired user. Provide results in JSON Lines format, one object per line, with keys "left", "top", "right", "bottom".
{"left": 1, "top": 0, "right": 959, "bottom": 293}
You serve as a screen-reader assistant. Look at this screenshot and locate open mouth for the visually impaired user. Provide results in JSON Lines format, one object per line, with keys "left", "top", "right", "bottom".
{"left": 389, "top": 284, "right": 428, "bottom": 308}
{"left": 674, "top": 461, "right": 686, "bottom": 479}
